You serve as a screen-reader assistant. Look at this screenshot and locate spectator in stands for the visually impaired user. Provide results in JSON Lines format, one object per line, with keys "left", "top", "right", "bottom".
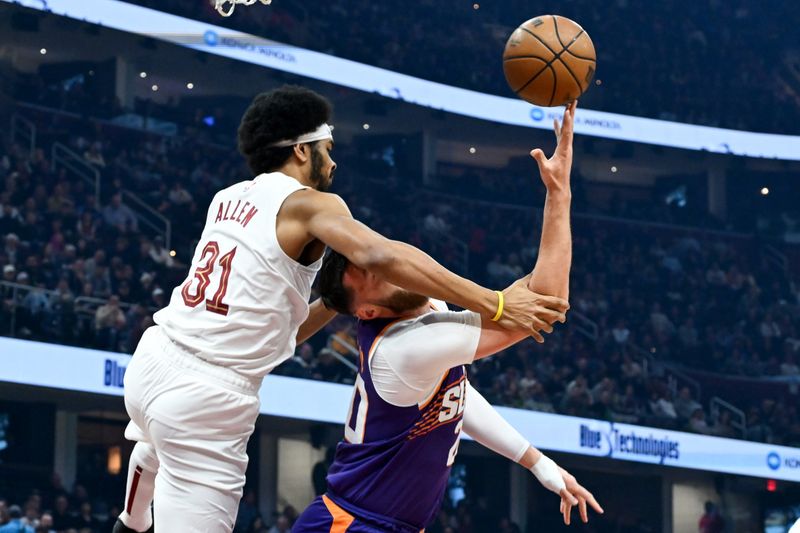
{"left": 0, "top": 202, "right": 23, "bottom": 235}
{"left": 2, "top": 264, "right": 15, "bottom": 283}
{"left": 146, "top": 236, "right": 178, "bottom": 269}
{"left": 611, "top": 318, "right": 631, "bottom": 347}
{"left": 72, "top": 502, "right": 100, "bottom": 532}
{"left": 37, "top": 512, "right": 55, "bottom": 533}
{"left": 688, "top": 408, "right": 712, "bottom": 435}
{"left": 710, "top": 410, "right": 737, "bottom": 439}
{"left": 94, "top": 294, "right": 126, "bottom": 351}
{"left": 0, "top": 505, "right": 34, "bottom": 533}
{"left": 248, "top": 516, "right": 269, "bottom": 532}
{"left": 83, "top": 142, "right": 106, "bottom": 168}
{"left": 674, "top": 386, "right": 703, "bottom": 421}
{"left": 648, "top": 390, "right": 678, "bottom": 423}
{"left": 167, "top": 181, "right": 193, "bottom": 206}
{"left": 280, "top": 343, "right": 316, "bottom": 379}
{"left": 102, "top": 193, "right": 138, "bottom": 233}
{"left": 3, "top": 234, "right": 20, "bottom": 266}
{"left": 614, "top": 383, "right": 644, "bottom": 423}
{"left": 562, "top": 375, "right": 593, "bottom": 416}
{"left": 268, "top": 515, "right": 290, "bottom": 533}
{"left": 745, "top": 408, "right": 772, "bottom": 443}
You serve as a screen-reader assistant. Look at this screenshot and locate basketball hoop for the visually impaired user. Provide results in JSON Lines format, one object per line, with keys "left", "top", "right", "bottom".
{"left": 214, "top": 0, "right": 272, "bottom": 17}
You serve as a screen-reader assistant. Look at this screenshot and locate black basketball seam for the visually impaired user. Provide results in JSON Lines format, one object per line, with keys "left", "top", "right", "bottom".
{"left": 504, "top": 54, "right": 552, "bottom": 61}
{"left": 552, "top": 15, "right": 584, "bottom": 51}
{"left": 519, "top": 26, "right": 560, "bottom": 56}
{"left": 563, "top": 48, "right": 597, "bottom": 61}
{"left": 553, "top": 17, "right": 595, "bottom": 61}
{"left": 547, "top": 64, "right": 557, "bottom": 107}
{"left": 551, "top": 18, "right": 586, "bottom": 94}
{"left": 515, "top": 27, "right": 562, "bottom": 96}
{"left": 513, "top": 62, "right": 550, "bottom": 94}
{"left": 505, "top": 55, "right": 551, "bottom": 92}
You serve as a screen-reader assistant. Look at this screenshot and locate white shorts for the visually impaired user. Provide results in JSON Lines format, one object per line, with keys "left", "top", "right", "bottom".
{"left": 124, "top": 326, "right": 260, "bottom": 532}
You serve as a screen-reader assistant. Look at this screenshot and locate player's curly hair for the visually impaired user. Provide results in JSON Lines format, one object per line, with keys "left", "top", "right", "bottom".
{"left": 237, "top": 85, "right": 332, "bottom": 175}
{"left": 318, "top": 250, "right": 354, "bottom": 315}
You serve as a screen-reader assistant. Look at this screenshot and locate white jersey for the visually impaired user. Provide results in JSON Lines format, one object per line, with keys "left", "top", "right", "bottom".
{"left": 154, "top": 172, "right": 322, "bottom": 382}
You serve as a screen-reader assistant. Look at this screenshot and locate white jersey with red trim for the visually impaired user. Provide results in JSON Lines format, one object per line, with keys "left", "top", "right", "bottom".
{"left": 153, "top": 171, "right": 321, "bottom": 382}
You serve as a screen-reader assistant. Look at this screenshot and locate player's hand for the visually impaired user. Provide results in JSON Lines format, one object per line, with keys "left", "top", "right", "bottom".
{"left": 557, "top": 467, "right": 603, "bottom": 525}
{"left": 500, "top": 277, "right": 568, "bottom": 342}
{"left": 531, "top": 100, "right": 577, "bottom": 195}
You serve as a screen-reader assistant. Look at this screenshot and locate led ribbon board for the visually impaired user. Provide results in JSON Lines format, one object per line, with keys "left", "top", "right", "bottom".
{"left": 2, "top": 336, "right": 799, "bottom": 482}
{"left": 4, "top": 0, "right": 800, "bottom": 160}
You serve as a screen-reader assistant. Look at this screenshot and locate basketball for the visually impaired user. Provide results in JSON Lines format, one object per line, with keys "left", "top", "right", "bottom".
{"left": 503, "top": 15, "right": 596, "bottom": 107}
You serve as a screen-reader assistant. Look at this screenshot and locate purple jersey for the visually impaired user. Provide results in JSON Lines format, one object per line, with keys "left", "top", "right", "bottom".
{"left": 326, "top": 316, "right": 467, "bottom": 531}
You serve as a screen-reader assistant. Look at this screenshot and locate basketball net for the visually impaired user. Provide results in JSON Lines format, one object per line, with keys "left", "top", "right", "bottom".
{"left": 214, "top": 0, "right": 272, "bottom": 17}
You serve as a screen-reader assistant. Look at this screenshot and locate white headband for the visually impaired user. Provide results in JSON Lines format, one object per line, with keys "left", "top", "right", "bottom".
{"left": 270, "top": 123, "right": 334, "bottom": 148}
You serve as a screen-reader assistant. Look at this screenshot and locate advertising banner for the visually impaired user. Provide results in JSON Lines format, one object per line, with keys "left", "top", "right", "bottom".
{"left": 2, "top": 336, "right": 799, "bottom": 482}
{"left": 4, "top": 0, "right": 800, "bottom": 160}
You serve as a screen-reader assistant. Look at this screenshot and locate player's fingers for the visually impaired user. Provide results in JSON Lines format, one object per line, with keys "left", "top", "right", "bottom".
{"left": 560, "top": 489, "right": 579, "bottom": 507}
{"left": 530, "top": 328, "right": 545, "bottom": 343}
{"left": 554, "top": 118, "right": 561, "bottom": 140}
{"left": 580, "top": 497, "right": 589, "bottom": 523}
{"left": 538, "top": 294, "right": 570, "bottom": 312}
{"left": 532, "top": 317, "right": 553, "bottom": 334}
{"left": 567, "top": 99, "right": 578, "bottom": 118}
{"left": 538, "top": 307, "right": 567, "bottom": 324}
{"left": 584, "top": 491, "right": 603, "bottom": 514}
{"left": 530, "top": 148, "right": 547, "bottom": 166}
{"left": 564, "top": 501, "right": 571, "bottom": 526}
{"left": 562, "top": 102, "right": 576, "bottom": 136}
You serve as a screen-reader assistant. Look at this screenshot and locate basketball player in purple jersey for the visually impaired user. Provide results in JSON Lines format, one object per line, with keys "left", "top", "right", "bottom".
{"left": 294, "top": 102, "right": 603, "bottom": 532}
{"left": 114, "top": 86, "right": 569, "bottom": 533}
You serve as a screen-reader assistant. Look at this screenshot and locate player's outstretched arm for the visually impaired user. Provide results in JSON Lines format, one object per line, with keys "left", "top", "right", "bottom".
{"left": 287, "top": 189, "right": 567, "bottom": 337}
{"left": 527, "top": 99, "right": 576, "bottom": 300}
{"left": 462, "top": 382, "right": 603, "bottom": 525}
{"left": 470, "top": 102, "right": 576, "bottom": 356}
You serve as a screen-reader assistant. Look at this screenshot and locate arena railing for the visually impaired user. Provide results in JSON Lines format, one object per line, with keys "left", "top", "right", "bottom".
{"left": 709, "top": 396, "right": 747, "bottom": 438}
{"left": 321, "top": 334, "right": 359, "bottom": 374}
{"left": 51, "top": 142, "right": 101, "bottom": 205}
{"left": 0, "top": 280, "right": 156, "bottom": 339}
{"left": 765, "top": 243, "right": 789, "bottom": 273}
{"left": 49, "top": 142, "right": 173, "bottom": 251}
{"left": 120, "top": 188, "right": 173, "bottom": 252}
{"left": 10, "top": 113, "right": 35, "bottom": 159}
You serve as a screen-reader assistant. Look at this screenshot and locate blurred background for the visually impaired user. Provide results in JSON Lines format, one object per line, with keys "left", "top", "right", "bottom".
{"left": 0, "top": 1, "right": 800, "bottom": 532}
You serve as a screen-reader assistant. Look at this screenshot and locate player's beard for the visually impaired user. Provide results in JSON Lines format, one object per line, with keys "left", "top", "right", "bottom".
{"left": 376, "top": 289, "right": 430, "bottom": 314}
{"left": 310, "top": 148, "right": 333, "bottom": 192}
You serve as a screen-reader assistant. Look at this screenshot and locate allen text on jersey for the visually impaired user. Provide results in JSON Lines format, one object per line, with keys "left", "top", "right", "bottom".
{"left": 215, "top": 199, "right": 258, "bottom": 228}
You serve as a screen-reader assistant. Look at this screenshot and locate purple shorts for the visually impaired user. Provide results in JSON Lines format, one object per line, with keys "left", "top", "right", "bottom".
{"left": 292, "top": 494, "right": 422, "bottom": 533}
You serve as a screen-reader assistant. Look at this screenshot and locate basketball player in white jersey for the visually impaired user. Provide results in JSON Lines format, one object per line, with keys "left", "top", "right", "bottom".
{"left": 114, "top": 86, "right": 569, "bottom": 533}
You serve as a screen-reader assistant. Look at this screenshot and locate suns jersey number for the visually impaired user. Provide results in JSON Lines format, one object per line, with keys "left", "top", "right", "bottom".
{"left": 345, "top": 376, "right": 467, "bottom": 466}
{"left": 440, "top": 380, "right": 467, "bottom": 466}
{"left": 345, "top": 375, "right": 369, "bottom": 444}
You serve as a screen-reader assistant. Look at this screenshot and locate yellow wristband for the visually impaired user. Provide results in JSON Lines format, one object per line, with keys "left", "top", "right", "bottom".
{"left": 491, "top": 290, "right": 504, "bottom": 322}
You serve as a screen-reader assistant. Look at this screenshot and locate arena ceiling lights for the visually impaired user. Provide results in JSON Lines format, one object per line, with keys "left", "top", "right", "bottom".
{"left": 6, "top": 0, "right": 800, "bottom": 161}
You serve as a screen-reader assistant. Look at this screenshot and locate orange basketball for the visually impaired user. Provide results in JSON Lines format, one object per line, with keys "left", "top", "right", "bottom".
{"left": 503, "top": 15, "right": 596, "bottom": 107}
